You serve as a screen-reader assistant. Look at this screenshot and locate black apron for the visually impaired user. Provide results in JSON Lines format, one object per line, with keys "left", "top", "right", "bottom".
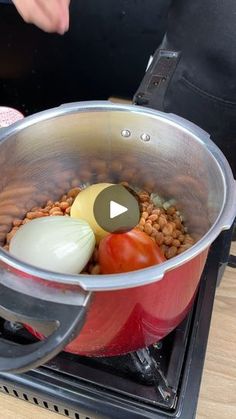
{"left": 163, "top": 0, "right": 236, "bottom": 176}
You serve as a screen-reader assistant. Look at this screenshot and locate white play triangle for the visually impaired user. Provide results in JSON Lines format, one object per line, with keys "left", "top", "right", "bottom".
{"left": 110, "top": 200, "right": 128, "bottom": 219}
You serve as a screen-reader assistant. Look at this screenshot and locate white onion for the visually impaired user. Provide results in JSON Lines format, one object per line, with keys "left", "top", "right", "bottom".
{"left": 9, "top": 216, "right": 95, "bottom": 274}
{"left": 70, "top": 183, "right": 114, "bottom": 242}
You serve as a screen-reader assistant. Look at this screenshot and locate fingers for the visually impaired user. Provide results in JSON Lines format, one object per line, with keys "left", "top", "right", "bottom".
{"left": 12, "top": 0, "right": 71, "bottom": 34}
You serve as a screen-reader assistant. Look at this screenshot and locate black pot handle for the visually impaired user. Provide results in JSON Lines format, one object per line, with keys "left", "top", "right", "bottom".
{"left": 0, "top": 283, "right": 91, "bottom": 374}
{"left": 133, "top": 48, "right": 181, "bottom": 110}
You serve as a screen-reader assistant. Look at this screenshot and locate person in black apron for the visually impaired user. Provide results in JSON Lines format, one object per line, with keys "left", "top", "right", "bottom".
{"left": 12, "top": 0, "right": 236, "bottom": 177}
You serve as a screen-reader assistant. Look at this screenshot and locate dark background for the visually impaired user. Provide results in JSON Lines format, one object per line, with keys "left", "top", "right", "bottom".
{"left": 0, "top": 0, "right": 170, "bottom": 115}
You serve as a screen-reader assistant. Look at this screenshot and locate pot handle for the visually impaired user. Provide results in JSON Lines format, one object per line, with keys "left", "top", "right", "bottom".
{"left": 0, "top": 283, "right": 91, "bottom": 374}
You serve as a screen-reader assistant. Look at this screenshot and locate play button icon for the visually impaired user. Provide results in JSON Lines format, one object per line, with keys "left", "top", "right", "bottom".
{"left": 110, "top": 201, "right": 128, "bottom": 219}
{"left": 93, "top": 184, "right": 140, "bottom": 234}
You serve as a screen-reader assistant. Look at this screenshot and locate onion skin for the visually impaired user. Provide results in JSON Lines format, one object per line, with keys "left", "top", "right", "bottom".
{"left": 9, "top": 216, "right": 95, "bottom": 274}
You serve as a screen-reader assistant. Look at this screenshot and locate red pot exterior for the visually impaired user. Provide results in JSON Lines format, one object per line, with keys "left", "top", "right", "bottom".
{"left": 26, "top": 248, "right": 209, "bottom": 357}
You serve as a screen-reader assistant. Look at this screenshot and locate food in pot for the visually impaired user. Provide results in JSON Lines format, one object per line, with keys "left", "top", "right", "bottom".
{"left": 9, "top": 216, "right": 95, "bottom": 274}
{"left": 4, "top": 183, "right": 195, "bottom": 275}
{"left": 98, "top": 229, "right": 166, "bottom": 274}
{"left": 70, "top": 183, "right": 114, "bottom": 242}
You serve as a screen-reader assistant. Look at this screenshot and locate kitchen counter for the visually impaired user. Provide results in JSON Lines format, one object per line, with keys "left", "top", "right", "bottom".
{"left": 0, "top": 243, "right": 235, "bottom": 419}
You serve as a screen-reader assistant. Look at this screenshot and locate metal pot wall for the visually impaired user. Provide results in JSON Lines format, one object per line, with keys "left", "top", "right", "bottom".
{"left": 0, "top": 101, "right": 235, "bottom": 373}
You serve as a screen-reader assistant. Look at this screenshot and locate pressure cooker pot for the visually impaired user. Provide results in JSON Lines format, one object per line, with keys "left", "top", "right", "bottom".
{"left": 0, "top": 101, "right": 235, "bottom": 373}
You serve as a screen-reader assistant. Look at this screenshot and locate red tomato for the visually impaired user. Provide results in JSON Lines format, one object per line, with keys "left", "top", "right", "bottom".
{"left": 98, "top": 229, "right": 166, "bottom": 274}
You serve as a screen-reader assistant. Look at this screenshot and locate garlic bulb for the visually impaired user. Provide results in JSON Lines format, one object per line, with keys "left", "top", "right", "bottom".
{"left": 9, "top": 216, "right": 95, "bottom": 274}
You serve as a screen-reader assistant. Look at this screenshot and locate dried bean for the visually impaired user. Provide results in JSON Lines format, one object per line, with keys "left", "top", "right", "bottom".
{"left": 155, "top": 232, "right": 164, "bottom": 246}
{"left": 165, "top": 246, "right": 178, "bottom": 259}
{"left": 160, "top": 244, "right": 168, "bottom": 254}
{"left": 60, "top": 195, "right": 67, "bottom": 201}
{"left": 142, "top": 212, "right": 149, "bottom": 220}
{"left": 167, "top": 206, "right": 176, "bottom": 215}
{"left": 27, "top": 211, "right": 45, "bottom": 219}
{"left": 177, "top": 244, "right": 192, "bottom": 254}
{"left": 162, "top": 223, "right": 174, "bottom": 236}
{"left": 91, "top": 264, "right": 101, "bottom": 275}
{"left": 49, "top": 207, "right": 61, "bottom": 215}
{"left": 13, "top": 219, "right": 22, "bottom": 227}
{"left": 172, "top": 230, "right": 177, "bottom": 239}
{"left": 148, "top": 214, "right": 158, "bottom": 222}
{"left": 65, "top": 206, "right": 71, "bottom": 214}
{"left": 139, "top": 218, "right": 145, "bottom": 226}
{"left": 66, "top": 197, "right": 73, "bottom": 205}
{"left": 175, "top": 229, "right": 182, "bottom": 238}
{"left": 178, "top": 234, "right": 185, "bottom": 243}
{"left": 146, "top": 204, "right": 154, "bottom": 214}
{"left": 184, "top": 235, "right": 195, "bottom": 245}
{"left": 173, "top": 217, "right": 182, "bottom": 229}
{"left": 139, "top": 194, "right": 150, "bottom": 203}
{"left": 144, "top": 223, "right": 153, "bottom": 235}
{"left": 137, "top": 225, "right": 144, "bottom": 232}
{"left": 50, "top": 211, "right": 63, "bottom": 216}
{"left": 152, "top": 209, "right": 161, "bottom": 216}
{"left": 172, "top": 239, "right": 181, "bottom": 248}
{"left": 67, "top": 188, "right": 81, "bottom": 198}
{"left": 158, "top": 215, "right": 168, "bottom": 229}
{"left": 22, "top": 219, "right": 31, "bottom": 225}
{"left": 60, "top": 201, "right": 70, "bottom": 211}
{"left": 164, "top": 236, "right": 173, "bottom": 246}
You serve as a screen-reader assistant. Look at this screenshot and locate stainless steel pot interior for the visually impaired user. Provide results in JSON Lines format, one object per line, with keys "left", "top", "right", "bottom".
{"left": 0, "top": 102, "right": 235, "bottom": 293}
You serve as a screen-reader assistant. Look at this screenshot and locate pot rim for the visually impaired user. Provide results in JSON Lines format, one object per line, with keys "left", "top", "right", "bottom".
{"left": 0, "top": 101, "right": 235, "bottom": 291}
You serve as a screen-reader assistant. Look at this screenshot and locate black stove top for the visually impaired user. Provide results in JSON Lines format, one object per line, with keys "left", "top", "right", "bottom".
{"left": 0, "top": 232, "right": 230, "bottom": 419}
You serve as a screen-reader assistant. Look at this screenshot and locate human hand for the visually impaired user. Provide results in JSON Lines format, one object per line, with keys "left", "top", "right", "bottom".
{"left": 12, "top": 0, "right": 71, "bottom": 34}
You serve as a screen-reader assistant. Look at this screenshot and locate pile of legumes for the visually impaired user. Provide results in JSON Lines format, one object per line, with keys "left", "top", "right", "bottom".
{"left": 4, "top": 182, "right": 195, "bottom": 275}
